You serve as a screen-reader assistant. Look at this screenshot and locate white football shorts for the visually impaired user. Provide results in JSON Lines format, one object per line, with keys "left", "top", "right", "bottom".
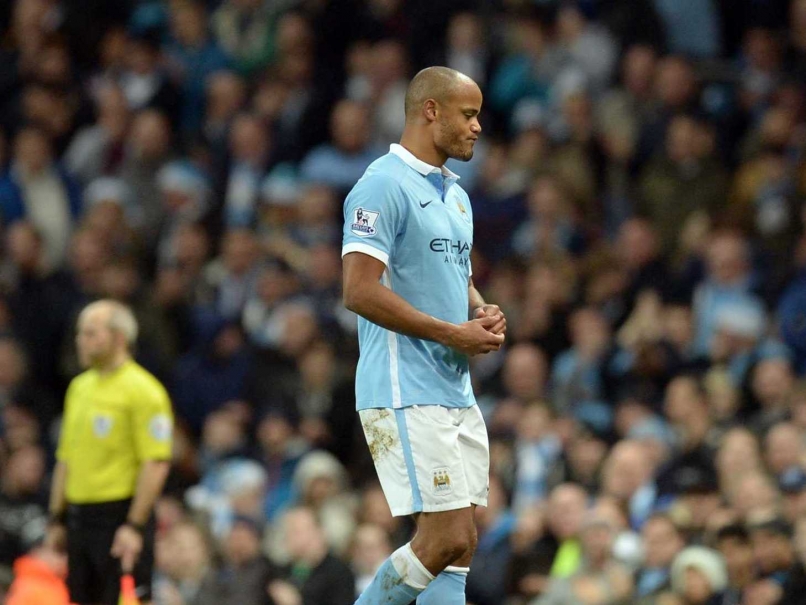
{"left": 359, "top": 404, "right": 490, "bottom": 517}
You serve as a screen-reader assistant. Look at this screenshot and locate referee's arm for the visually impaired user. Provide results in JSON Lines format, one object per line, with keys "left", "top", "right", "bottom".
{"left": 112, "top": 385, "right": 173, "bottom": 572}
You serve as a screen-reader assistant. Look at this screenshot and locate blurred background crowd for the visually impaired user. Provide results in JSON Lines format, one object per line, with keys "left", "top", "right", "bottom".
{"left": 2, "top": 0, "right": 806, "bottom": 604}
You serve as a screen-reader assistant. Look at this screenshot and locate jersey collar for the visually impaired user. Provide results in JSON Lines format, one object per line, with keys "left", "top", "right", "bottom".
{"left": 389, "top": 144, "right": 460, "bottom": 180}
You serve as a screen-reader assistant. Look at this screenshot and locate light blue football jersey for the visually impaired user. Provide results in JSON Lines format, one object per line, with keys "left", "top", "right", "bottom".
{"left": 342, "top": 144, "right": 476, "bottom": 410}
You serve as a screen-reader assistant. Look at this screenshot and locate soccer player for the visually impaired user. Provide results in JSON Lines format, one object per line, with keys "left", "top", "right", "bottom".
{"left": 342, "top": 66, "right": 506, "bottom": 605}
{"left": 46, "top": 300, "right": 173, "bottom": 605}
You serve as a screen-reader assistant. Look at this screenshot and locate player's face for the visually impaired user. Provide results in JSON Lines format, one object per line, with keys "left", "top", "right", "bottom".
{"left": 435, "top": 82, "right": 482, "bottom": 162}
{"left": 76, "top": 309, "right": 116, "bottom": 369}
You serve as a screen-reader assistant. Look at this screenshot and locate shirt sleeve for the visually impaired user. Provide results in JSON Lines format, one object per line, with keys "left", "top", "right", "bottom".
{"left": 132, "top": 381, "right": 174, "bottom": 461}
{"left": 342, "top": 173, "right": 407, "bottom": 266}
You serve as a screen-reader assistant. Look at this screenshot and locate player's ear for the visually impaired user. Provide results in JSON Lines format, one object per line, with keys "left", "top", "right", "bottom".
{"left": 423, "top": 99, "right": 438, "bottom": 122}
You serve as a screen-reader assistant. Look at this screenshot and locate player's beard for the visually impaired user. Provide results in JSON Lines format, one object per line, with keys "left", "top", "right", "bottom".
{"left": 438, "top": 119, "right": 474, "bottom": 162}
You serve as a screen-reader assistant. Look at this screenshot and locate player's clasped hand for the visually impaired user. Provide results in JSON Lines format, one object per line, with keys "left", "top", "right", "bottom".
{"left": 474, "top": 304, "right": 507, "bottom": 335}
{"left": 448, "top": 315, "right": 505, "bottom": 355}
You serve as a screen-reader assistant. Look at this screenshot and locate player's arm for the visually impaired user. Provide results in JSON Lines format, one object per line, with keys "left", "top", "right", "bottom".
{"left": 343, "top": 252, "right": 503, "bottom": 356}
{"left": 469, "top": 277, "right": 506, "bottom": 335}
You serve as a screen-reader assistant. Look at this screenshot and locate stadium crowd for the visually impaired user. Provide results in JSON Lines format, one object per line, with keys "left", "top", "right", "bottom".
{"left": 2, "top": 0, "right": 806, "bottom": 603}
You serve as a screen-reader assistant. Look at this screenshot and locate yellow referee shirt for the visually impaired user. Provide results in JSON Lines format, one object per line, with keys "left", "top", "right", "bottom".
{"left": 56, "top": 360, "right": 173, "bottom": 504}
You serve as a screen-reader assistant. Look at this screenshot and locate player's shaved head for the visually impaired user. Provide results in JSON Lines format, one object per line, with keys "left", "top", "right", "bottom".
{"left": 404, "top": 66, "right": 476, "bottom": 120}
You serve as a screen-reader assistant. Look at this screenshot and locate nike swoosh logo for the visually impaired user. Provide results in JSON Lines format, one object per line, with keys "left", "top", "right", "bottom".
{"left": 419, "top": 201, "right": 433, "bottom": 208}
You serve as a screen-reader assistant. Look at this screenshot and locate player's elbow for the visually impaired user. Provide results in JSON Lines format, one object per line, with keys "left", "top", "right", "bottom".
{"left": 343, "top": 286, "right": 364, "bottom": 314}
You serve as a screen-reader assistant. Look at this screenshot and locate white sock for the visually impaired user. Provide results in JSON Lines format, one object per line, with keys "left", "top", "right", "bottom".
{"left": 444, "top": 566, "right": 470, "bottom": 575}
{"left": 390, "top": 543, "right": 436, "bottom": 590}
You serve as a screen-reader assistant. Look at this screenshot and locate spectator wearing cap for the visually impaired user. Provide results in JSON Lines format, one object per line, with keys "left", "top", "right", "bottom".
{"left": 670, "top": 546, "right": 728, "bottom": 605}
{"left": 635, "top": 514, "right": 685, "bottom": 602}
{"left": 675, "top": 465, "right": 724, "bottom": 529}
{"left": 290, "top": 450, "right": 357, "bottom": 557}
{"left": 778, "top": 465, "right": 806, "bottom": 522}
{"left": 299, "top": 100, "right": 381, "bottom": 194}
{"left": 0, "top": 127, "right": 82, "bottom": 271}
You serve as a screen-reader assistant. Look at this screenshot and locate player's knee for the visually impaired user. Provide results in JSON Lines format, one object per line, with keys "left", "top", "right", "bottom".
{"left": 434, "top": 529, "right": 474, "bottom": 566}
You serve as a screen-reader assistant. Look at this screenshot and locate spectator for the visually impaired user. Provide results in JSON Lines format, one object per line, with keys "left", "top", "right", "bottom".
{"left": 269, "top": 507, "right": 355, "bottom": 605}
{"left": 203, "top": 515, "right": 279, "bottom": 605}
{"left": 221, "top": 113, "right": 271, "bottom": 228}
{"left": 714, "top": 523, "right": 755, "bottom": 604}
{"left": 166, "top": 0, "right": 230, "bottom": 138}
{"left": 4, "top": 543, "right": 69, "bottom": 605}
{"left": 299, "top": 100, "right": 380, "bottom": 193}
{"left": 669, "top": 546, "right": 728, "bottom": 604}
{"left": 153, "top": 520, "right": 215, "bottom": 605}
{"left": 638, "top": 115, "right": 728, "bottom": 258}
{"left": 635, "top": 514, "right": 685, "bottom": 602}
{"left": 63, "top": 83, "right": 131, "bottom": 185}
{"left": 118, "top": 30, "right": 180, "bottom": 121}
{"left": 0, "top": 127, "right": 82, "bottom": 270}
{"left": 0, "top": 446, "right": 48, "bottom": 571}
{"left": 652, "top": 0, "right": 722, "bottom": 58}
{"left": 211, "top": 0, "right": 277, "bottom": 77}
{"left": 172, "top": 316, "right": 251, "bottom": 436}
{"left": 350, "top": 524, "right": 392, "bottom": 598}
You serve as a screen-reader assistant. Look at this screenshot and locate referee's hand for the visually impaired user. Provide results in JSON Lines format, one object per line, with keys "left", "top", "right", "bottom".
{"left": 111, "top": 524, "right": 143, "bottom": 573}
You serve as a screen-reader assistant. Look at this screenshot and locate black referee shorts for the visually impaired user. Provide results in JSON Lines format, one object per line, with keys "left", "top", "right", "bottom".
{"left": 66, "top": 499, "right": 155, "bottom": 605}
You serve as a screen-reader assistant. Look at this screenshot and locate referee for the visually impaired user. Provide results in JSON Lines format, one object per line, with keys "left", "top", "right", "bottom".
{"left": 46, "top": 300, "right": 173, "bottom": 605}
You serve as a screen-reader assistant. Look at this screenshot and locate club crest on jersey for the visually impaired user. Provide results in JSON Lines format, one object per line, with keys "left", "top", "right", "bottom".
{"left": 432, "top": 467, "right": 452, "bottom": 495}
{"left": 93, "top": 414, "right": 113, "bottom": 438}
{"left": 456, "top": 201, "right": 471, "bottom": 223}
{"left": 350, "top": 207, "right": 380, "bottom": 237}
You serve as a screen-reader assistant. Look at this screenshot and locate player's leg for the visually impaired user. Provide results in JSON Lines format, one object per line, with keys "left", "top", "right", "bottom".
{"left": 417, "top": 405, "right": 489, "bottom": 604}
{"left": 355, "top": 406, "right": 475, "bottom": 604}
{"left": 413, "top": 505, "right": 477, "bottom": 605}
